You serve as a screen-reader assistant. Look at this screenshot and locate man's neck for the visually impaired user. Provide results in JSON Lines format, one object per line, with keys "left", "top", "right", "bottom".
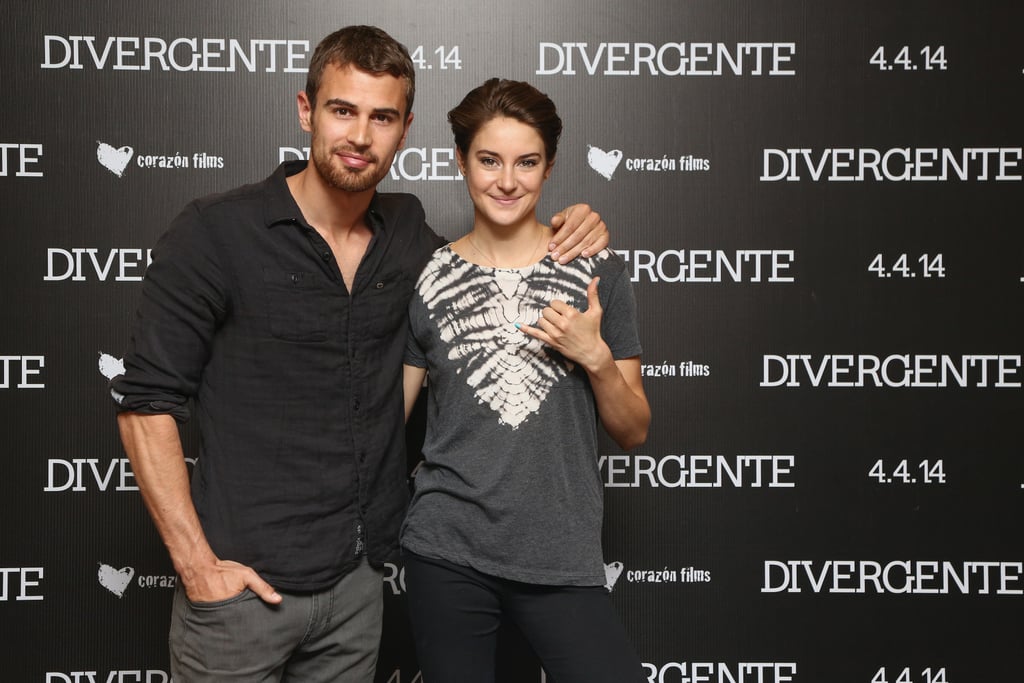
{"left": 286, "top": 164, "right": 374, "bottom": 237}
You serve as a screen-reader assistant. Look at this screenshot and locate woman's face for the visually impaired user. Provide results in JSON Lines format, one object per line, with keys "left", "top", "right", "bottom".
{"left": 458, "top": 116, "right": 553, "bottom": 230}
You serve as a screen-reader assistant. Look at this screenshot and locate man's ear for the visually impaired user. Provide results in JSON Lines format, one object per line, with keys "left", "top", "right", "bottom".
{"left": 297, "top": 90, "right": 313, "bottom": 133}
{"left": 398, "top": 111, "right": 415, "bottom": 150}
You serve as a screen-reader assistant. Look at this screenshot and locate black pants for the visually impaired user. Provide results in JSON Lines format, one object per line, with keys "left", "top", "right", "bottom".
{"left": 404, "top": 551, "right": 646, "bottom": 683}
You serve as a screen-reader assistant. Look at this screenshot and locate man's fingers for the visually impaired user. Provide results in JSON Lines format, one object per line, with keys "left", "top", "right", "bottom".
{"left": 549, "top": 206, "right": 569, "bottom": 231}
{"left": 548, "top": 204, "right": 597, "bottom": 254}
{"left": 246, "top": 571, "right": 282, "bottom": 604}
{"left": 553, "top": 219, "right": 590, "bottom": 257}
{"left": 549, "top": 204, "right": 587, "bottom": 237}
{"left": 558, "top": 219, "right": 606, "bottom": 263}
{"left": 582, "top": 219, "right": 609, "bottom": 256}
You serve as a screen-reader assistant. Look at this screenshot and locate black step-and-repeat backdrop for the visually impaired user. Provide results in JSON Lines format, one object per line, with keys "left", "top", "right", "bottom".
{"left": 2, "top": 1, "right": 1022, "bottom": 681}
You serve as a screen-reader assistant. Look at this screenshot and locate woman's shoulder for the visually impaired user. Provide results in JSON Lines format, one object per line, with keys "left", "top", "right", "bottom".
{"left": 563, "top": 248, "right": 628, "bottom": 279}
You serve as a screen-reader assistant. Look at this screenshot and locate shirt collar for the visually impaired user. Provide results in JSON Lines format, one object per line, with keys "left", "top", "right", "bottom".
{"left": 263, "top": 160, "right": 386, "bottom": 234}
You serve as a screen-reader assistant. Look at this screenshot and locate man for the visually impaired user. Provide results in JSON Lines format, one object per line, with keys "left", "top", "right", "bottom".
{"left": 112, "top": 25, "right": 608, "bottom": 682}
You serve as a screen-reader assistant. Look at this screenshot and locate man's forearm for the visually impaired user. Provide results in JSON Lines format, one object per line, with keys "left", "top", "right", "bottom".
{"left": 117, "top": 412, "right": 217, "bottom": 581}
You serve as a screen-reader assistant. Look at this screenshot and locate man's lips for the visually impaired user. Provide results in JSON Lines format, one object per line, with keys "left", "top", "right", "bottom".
{"left": 336, "top": 150, "right": 373, "bottom": 169}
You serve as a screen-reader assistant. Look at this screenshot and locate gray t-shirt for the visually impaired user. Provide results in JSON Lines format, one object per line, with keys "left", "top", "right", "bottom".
{"left": 402, "top": 245, "right": 642, "bottom": 586}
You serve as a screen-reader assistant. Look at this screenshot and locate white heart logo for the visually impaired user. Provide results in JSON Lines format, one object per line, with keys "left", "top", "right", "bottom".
{"left": 96, "top": 142, "right": 134, "bottom": 177}
{"left": 604, "top": 561, "right": 624, "bottom": 592}
{"left": 97, "top": 352, "right": 125, "bottom": 380}
{"left": 587, "top": 145, "right": 623, "bottom": 180}
{"left": 98, "top": 563, "right": 135, "bottom": 598}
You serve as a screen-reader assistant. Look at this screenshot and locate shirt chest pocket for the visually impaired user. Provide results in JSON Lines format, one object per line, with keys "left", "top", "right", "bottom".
{"left": 262, "top": 268, "right": 331, "bottom": 342}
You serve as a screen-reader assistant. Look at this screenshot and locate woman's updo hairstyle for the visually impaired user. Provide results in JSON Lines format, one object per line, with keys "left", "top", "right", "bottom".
{"left": 448, "top": 78, "right": 562, "bottom": 163}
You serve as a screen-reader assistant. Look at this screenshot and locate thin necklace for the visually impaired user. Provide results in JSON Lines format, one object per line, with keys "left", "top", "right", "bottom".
{"left": 466, "top": 230, "right": 547, "bottom": 269}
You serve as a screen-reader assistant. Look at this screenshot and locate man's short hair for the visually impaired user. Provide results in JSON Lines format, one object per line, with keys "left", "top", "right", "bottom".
{"left": 305, "top": 25, "right": 416, "bottom": 116}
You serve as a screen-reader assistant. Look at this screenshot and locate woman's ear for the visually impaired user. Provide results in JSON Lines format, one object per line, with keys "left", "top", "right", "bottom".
{"left": 544, "top": 157, "right": 556, "bottom": 180}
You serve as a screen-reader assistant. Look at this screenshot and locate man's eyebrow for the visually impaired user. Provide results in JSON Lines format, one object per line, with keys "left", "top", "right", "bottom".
{"left": 372, "top": 107, "right": 403, "bottom": 118}
{"left": 323, "top": 98, "right": 357, "bottom": 109}
{"left": 322, "top": 98, "right": 401, "bottom": 118}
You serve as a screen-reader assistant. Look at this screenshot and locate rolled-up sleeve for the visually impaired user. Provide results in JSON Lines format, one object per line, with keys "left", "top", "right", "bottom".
{"left": 110, "top": 202, "right": 228, "bottom": 422}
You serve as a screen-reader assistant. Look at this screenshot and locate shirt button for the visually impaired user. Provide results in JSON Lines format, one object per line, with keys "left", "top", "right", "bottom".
{"left": 375, "top": 281, "right": 384, "bottom": 289}
{"left": 321, "top": 251, "right": 332, "bottom": 261}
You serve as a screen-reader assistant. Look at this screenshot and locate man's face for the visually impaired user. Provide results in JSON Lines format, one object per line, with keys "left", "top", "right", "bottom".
{"left": 299, "top": 63, "right": 413, "bottom": 193}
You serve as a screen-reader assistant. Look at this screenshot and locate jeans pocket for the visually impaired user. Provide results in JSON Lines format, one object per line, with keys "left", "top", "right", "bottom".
{"left": 186, "top": 587, "right": 254, "bottom": 610}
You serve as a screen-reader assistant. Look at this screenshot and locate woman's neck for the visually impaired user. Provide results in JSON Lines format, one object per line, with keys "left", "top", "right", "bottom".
{"left": 464, "top": 220, "right": 551, "bottom": 269}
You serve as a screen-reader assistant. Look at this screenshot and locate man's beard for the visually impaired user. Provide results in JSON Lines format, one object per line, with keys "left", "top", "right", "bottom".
{"left": 311, "top": 144, "right": 386, "bottom": 193}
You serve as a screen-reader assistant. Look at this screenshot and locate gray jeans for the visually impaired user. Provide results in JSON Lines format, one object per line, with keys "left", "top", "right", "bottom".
{"left": 169, "top": 557, "right": 384, "bottom": 682}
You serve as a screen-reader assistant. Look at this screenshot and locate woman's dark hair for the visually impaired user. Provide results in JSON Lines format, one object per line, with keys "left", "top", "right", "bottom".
{"left": 448, "top": 78, "right": 562, "bottom": 162}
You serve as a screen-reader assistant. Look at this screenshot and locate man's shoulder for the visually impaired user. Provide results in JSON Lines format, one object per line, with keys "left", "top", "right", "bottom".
{"left": 372, "top": 192, "right": 444, "bottom": 247}
{"left": 154, "top": 172, "right": 282, "bottom": 256}
{"left": 372, "top": 191, "right": 426, "bottom": 220}
{"left": 556, "top": 248, "right": 627, "bottom": 278}
{"left": 187, "top": 172, "right": 277, "bottom": 215}
{"left": 593, "top": 247, "right": 628, "bottom": 273}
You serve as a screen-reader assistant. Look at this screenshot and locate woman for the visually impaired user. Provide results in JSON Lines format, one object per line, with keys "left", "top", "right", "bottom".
{"left": 401, "top": 78, "right": 650, "bottom": 682}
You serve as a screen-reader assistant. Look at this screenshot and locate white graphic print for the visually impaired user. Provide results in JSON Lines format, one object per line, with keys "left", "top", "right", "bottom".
{"left": 97, "top": 352, "right": 124, "bottom": 380}
{"left": 97, "top": 563, "right": 135, "bottom": 598}
{"left": 98, "top": 352, "right": 126, "bottom": 404}
{"left": 604, "top": 561, "right": 624, "bottom": 592}
{"left": 587, "top": 145, "right": 623, "bottom": 180}
{"left": 96, "top": 142, "right": 134, "bottom": 177}
{"left": 419, "top": 249, "right": 600, "bottom": 429}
